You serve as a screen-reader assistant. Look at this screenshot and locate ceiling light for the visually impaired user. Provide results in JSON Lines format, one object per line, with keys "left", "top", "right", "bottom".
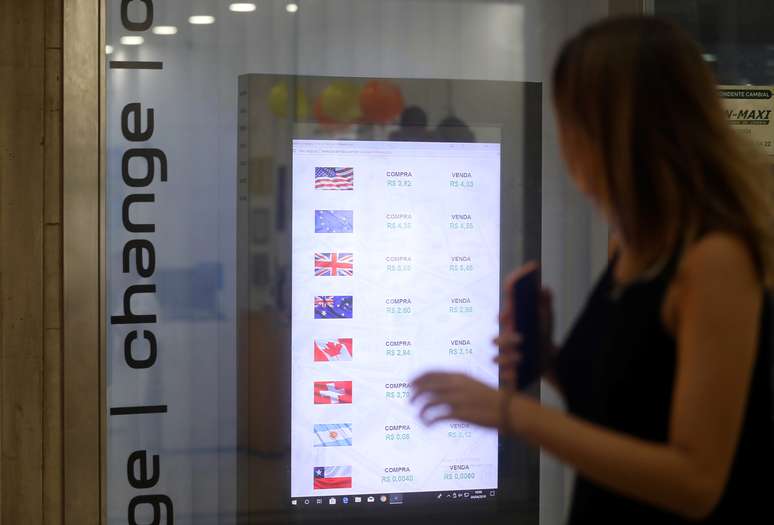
{"left": 286, "top": 3, "right": 299, "bottom": 13}
{"left": 229, "top": 3, "right": 257, "bottom": 12}
{"left": 105, "top": 45, "right": 114, "bottom": 55}
{"left": 188, "top": 15, "right": 215, "bottom": 25}
{"left": 120, "top": 36, "right": 144, "bottom": 45}
{"left": 152, "top": 25, "right": 178, "bottom": 35}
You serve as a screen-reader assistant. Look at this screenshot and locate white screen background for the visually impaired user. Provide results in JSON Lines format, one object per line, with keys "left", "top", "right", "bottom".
{"left": 291, "top": 140, "right": 501, "bottom": 498}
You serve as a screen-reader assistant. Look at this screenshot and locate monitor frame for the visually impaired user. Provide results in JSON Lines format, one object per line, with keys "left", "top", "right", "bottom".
{"left": 236, "top": 74, "right": 542, "bottom": 524}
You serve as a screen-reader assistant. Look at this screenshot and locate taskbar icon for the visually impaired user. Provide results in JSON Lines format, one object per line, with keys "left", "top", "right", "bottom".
{"left": 290, "top": 494, "right": 385, "bottom": 507}
{"left": 443, "top": 489, "right": 497, "bottom": 501}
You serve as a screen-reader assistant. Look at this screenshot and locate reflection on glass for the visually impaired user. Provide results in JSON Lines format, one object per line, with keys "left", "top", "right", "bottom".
{"left": 229, "top": 3, "right": 257, "bottom": 13}
{"left": 188, "top": 15, "right": 216, "bottom": 25}
{"left": 119, "top": 35, "right": 143, "bottom": 45}
{"left": 152, "top": 25, "right": 178, "bottom": 35}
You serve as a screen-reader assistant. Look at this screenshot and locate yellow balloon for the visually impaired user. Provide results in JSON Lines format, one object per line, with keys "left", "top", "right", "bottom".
{"left": 320, "top": 81, "right": 361, "bottom": 122}
{"left": 268, "top": 82, "right": 309, "bottom": 119}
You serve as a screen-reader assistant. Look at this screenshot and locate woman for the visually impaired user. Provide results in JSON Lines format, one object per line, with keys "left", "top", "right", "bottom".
{"left": 412, "top": 16, "right": 773, "bottom": 523}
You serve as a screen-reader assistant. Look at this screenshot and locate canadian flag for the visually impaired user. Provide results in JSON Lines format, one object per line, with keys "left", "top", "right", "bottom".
{"left": 314, "top": 338, "right": 353, "bottom": 361}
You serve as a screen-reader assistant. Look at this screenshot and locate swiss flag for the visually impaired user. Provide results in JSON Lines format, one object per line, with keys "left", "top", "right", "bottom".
{"left": 313, "top": 381, "right": 352, "bottom": 404}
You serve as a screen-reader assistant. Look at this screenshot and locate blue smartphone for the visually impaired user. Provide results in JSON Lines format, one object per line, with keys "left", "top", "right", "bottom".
{"left": 513, "top": 268, "right": 542, "bottom": 390}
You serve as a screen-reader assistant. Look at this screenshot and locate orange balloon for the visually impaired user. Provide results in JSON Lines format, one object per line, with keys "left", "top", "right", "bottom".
{"left": 360, "top": 80, "right": 404, "bottom": 124}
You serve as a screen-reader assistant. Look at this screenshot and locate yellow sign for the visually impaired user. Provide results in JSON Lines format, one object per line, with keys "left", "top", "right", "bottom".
{"left": 718, "top": 85, "right": 774, "bottom": 156}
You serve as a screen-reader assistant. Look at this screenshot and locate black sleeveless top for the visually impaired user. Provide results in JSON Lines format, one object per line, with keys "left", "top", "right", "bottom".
{"left": 555, "top": 252, "right": 773, "bottom": 524}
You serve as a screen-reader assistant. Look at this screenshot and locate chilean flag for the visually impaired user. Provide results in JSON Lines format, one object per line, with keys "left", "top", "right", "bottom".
{"left": 314, "top": 466, "right": 352, "bottom": 489}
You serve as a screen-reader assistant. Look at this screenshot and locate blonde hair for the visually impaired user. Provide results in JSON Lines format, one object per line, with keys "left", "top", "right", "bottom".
{"left": 553, "top": 16, "right": 774, "bottom": 284}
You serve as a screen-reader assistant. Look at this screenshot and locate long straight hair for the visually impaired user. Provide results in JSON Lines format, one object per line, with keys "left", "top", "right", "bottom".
{"left": 553, "top": 16, "right": 774, "bottom": 284}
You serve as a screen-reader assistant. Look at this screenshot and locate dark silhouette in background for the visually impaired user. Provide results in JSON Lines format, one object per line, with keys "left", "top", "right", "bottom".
{"left": 389, "top": 106, "right": 437, "bottom": 142}
{"left": 436, "top": 116, "right": 476, "bottom": 142}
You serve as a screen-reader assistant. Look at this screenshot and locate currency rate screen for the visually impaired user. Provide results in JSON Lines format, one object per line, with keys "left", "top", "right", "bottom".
{"left": 290, "top": 139, "right": 501, "bottom": 506}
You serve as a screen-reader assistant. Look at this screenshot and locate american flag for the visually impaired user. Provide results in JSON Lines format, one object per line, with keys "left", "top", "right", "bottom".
{"left": 315, "top": 252, "right": 353, "bottom": 277}
{"left": 315, "top": 167, "right": 354, "bottom": 190}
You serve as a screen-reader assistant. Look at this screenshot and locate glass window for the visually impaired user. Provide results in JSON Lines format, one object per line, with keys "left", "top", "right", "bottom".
{"left": 106, "top": 2, "right": 613, "bottom": 523}
{"left": 651, "top": 1, "right": 774, "bottom": 158}
{"left": 652, "top": 0, "right": 774, "bottom": 84}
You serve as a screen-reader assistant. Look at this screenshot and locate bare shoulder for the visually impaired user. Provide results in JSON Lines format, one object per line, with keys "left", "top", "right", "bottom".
{"left": 678, "top": 233, "right": 759, "bottom": 287}
{"left": 663, "top": 233, "right": 761, "bottom": 332}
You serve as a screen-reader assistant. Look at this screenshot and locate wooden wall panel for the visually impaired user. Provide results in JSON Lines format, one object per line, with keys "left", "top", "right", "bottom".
{"left": 62, "top": 0, "right": 101, "bottom": 523}
{"left": 43, "top": 0, "right": 64, "bottom": 522}
{"left": 0, "top": 0, "right": 65, "bottom": 524}
{"left": 0, "top": 0, "right": 47, "bottom": 523}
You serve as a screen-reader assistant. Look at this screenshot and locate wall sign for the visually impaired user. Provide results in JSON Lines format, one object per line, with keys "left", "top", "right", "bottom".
{"left": 718, "top": 85, "right": 774, "bottom": 157}
{"left": 109, "top": 2, "right": 175, "bottom": 523}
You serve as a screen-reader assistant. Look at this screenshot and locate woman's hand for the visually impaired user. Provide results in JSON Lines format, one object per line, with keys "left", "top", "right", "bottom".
{"left": 411, "top": 372, "right": 505, "bottom": 428}
{"left": 493, "top": 331, "right": 521, "bottom": 389}
{"left": 410, "top": 262, "right": 557, "bottom": 429}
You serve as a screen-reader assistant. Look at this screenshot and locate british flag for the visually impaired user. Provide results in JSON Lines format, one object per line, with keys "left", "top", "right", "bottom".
{"left": 315, "top": 252, "right": 353, "bottom": 277}
{"left": 315, "top": 167, "right": 354, "bottom": 190}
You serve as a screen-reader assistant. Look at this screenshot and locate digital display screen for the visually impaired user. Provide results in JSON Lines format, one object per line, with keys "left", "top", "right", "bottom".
{"left": 290, "top": 139, "right": 501, "bottom": 508}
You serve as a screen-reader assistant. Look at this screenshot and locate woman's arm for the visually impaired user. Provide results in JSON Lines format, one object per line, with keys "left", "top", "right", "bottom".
{"left": 494, "top": 330, "right": 562, "bottom": 392}
{"left": 413, "top": 234, "right": 762, "bottom": 519}
{"left": 509, "top": 396, "right": 711, "bottom": 517}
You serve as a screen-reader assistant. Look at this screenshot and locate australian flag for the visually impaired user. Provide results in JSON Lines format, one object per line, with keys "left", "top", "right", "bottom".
{"left": 315, "top": 210, "right": 353, "bottom": 233}
{"left": 315, "top": 167, "right": 354, "bottom": 190}
{"left": 314, "top": 296, "right": 353, "bottom": 319}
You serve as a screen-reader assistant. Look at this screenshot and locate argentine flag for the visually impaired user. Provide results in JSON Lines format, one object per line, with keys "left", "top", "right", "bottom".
{"left": 314, "top": 423, "right": 353, "bottom": 447}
